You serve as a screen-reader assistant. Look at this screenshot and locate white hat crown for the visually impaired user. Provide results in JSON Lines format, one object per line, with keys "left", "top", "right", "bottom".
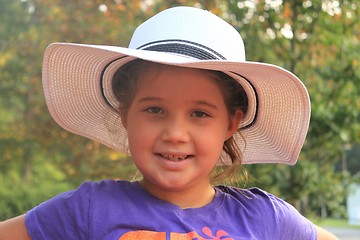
{"left": 129, "top": 7, "right": 246, "bottom": 62}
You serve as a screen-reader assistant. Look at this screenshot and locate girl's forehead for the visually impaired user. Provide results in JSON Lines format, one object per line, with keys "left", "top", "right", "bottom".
{"left": 136, "top": 64, "right": 217, "bottom": 88}
{"left": 134, "top": 64, "right": 225, "bottom": 102}
{"left": 137, "top": 63, "right": 218, "bottom": 85}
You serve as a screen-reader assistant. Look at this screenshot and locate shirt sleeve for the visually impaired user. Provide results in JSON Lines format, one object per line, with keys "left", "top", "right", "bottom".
{"left": 25, "top": 182, "right": 92, "bottom": 240}
{"left": 266, "top": 192, "right": 317, "bottom": 240}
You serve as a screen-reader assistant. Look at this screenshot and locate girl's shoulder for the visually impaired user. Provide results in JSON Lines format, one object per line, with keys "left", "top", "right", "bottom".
{"left": 215, "top": 185, "right": 300, "bottom": 217}
{"left": 83, "top": 179, "right": 135, "bottom": 191}
{"left": 72, "top": 179, "right": 138, "bottom": 194}
{"left": 25, "top": 180, "right": 139, "bottom": 239}
{"left": 212, "top": 185, "right": 317, "bottom": 239}
{"left": 216, "top": 185, "right": 283, "bottom": 203}
{"left": 71, "top": 179, "right": 142, "bottom": 202}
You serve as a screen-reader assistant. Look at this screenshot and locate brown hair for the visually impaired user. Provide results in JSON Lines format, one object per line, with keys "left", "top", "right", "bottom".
{"left": 112, "top": 59, "right": 248, "bottom": 183}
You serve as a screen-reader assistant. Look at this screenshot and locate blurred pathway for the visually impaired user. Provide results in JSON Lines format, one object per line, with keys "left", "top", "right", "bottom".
{"left": 325, "top": 227, "right": 360, "bottom": 240}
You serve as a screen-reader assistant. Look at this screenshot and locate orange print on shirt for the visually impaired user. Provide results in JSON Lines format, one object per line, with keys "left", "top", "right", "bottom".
{"left": 119, "top": 227, "right": 235, "bottom": 240}
{"left": 119, "top": 230, "right": 165, "bottom": 239}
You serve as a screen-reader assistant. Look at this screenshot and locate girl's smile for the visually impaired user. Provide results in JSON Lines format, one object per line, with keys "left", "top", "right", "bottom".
{"left": 122, "top": 63, "right": 241, "bottom": 208}
{"left": 155, "top": 153, "right": 193, "bottom": 161}
{"left": 154, "top": 152, "right": 194, "bottom": 172}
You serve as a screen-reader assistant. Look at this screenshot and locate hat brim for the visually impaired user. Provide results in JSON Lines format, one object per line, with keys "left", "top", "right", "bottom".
{"left": 43, "top": 42, "right": 310, "bottom": 165}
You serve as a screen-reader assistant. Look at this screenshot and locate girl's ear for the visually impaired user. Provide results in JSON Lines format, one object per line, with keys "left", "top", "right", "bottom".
{"left": 226, "top": 109, "right": 243, "bottom": 140}
{"left": 119, "top": 109, "right": 128, "bottom": 129}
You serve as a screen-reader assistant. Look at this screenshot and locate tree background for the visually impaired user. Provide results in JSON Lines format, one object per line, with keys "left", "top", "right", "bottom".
{"left": 0, "top": 0, "right": 359, "bottom": 220}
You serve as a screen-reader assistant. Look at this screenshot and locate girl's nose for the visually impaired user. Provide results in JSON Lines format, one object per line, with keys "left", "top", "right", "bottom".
{"left": 161, "top": 115, "right": 190, "bottom": 143}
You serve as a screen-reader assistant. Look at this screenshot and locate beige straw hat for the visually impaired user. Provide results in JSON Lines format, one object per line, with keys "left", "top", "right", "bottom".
{"left": 42, "top": 6, "right": 311, "bottom": 165}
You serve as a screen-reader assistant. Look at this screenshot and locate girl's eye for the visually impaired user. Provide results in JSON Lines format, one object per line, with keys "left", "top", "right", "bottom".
{"left": 192, "top": 111, "right": 210, "bottom": 118}
{"left": 145, "top": 107, "right": 163, "bottom": 114}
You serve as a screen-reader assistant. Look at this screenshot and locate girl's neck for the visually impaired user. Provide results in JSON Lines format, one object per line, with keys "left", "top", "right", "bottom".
{"left": 139, "top": 179, "right": 216, "bottom": 209}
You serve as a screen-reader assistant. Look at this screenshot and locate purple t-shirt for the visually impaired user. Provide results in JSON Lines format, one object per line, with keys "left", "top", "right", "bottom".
{"left": 25, "top": 180, "right": 316, "bottom": 239}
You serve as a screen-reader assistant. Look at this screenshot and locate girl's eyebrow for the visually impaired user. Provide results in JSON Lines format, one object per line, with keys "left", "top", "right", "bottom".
{"left": 136, "top": 97, "right": 218, "bottom": 110}
{"left": 136, "top": 97, "right": 163, "bottom": 103}
{"left": 193, "top": 100, "right": 218, "bottom": 110}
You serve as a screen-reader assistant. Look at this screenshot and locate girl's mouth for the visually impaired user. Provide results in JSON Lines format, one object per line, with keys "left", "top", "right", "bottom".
{"left": 156, "top": 153, "right": 193, "bottom": 161}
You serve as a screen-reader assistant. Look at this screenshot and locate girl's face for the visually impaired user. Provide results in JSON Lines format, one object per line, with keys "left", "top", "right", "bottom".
{"left": 122, "top": 64, "right": 241, "bottom": 199}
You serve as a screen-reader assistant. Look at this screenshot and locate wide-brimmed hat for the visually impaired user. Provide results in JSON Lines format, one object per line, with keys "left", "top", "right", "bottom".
{"left": 42, "top": 6, "right": 311, "bottom": 165}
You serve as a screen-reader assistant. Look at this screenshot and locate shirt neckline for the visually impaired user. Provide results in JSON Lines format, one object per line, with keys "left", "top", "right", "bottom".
{"left": 130, "top": 181, "right": 225, "bottom": 214}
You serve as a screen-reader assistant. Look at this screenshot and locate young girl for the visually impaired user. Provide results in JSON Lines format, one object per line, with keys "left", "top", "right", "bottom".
{"left": 0, "top": 6, "right": 338, "bottom": 240}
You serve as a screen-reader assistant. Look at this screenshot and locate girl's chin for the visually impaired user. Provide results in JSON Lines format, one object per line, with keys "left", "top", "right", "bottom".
{"left": 141, "top": 175, "right": 210, "bottom": 193}
{"left": 142, "top": 177, "right": 191, "bottom": 191}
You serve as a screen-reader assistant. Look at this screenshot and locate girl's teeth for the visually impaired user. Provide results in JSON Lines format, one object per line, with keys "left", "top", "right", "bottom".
{"left": 161, "top": 154, "right": 187, "bottom": 161}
